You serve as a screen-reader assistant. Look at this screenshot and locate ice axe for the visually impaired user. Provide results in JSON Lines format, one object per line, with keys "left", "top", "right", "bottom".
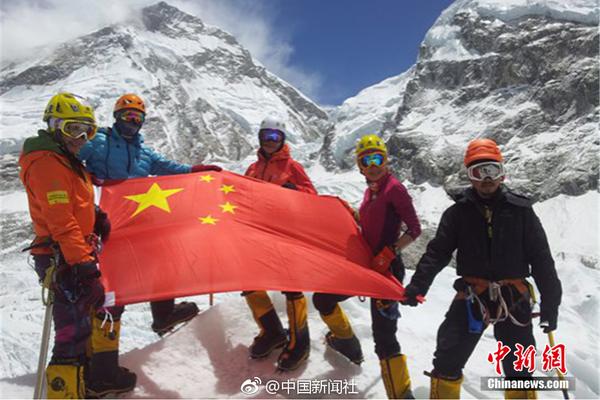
{"left": 33, "top": 265, "right": 56, "bottom": 399}
{"left": 544, "top": 329, "right": 569, "bottom": 400}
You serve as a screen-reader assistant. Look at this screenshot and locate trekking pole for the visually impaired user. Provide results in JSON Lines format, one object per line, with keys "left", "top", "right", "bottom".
{"left": 529, "top": 281, "right": 569, "bottom": 399}
{"left": 547, "top": 331, "right": 569, "bottom": 399}
{"left": 209, "top": 293, "right": 214, "bottom": 306}
{"left": 33, "top": 265, "right": 56, "bottom": 399}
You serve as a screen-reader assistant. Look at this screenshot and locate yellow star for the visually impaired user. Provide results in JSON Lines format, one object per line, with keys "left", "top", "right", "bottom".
{"left": 199, "top": 215, "right": 219, "bottom": 225}
{"left": 124, "top": 183, "right": 184, "bottom": 217}
{"left": 219, "top": 202, "right": 237, "bottom": 214}
{"left": 220, "top": 184, "right": 235, "bottom": 194}
{"left": 199, "top": 175, "right": 215, "bottom": 183}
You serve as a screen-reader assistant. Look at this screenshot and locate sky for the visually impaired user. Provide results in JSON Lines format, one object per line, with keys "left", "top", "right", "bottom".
{"left": 0, "top": 0, "right": 455, "bottom": 106}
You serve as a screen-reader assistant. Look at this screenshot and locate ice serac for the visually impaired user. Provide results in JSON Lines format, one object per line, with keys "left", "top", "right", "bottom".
{"left": 329, "top": 0, "right": 598, "bottom": 201}
{"left": 0, "top": 1, "right": 328, "bottom": 182}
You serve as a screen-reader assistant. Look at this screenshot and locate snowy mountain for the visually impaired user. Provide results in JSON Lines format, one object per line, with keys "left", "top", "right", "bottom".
{"left": 329, "top": 0, "right": 598, "bottom": 201}
{"left": 0, "top": 2, "right": 328, "bottom": 172}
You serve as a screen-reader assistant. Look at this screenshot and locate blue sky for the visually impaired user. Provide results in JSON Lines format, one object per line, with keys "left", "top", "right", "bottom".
{"left": 262, "top": 0, "right": 456, "bottom": 105}
{"left": 1, "top": 0, "right": 455, "bottom": 106}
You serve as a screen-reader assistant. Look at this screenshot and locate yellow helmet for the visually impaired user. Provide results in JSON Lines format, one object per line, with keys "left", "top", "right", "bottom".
{"left": 43, "top": 92, "right": 95, "bottom": 123}
{"left": 355, "top": 134, "right": 387, "bottom": 156}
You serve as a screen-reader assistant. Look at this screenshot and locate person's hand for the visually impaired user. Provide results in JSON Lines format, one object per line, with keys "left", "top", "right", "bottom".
{"left": 57, "top": 261, "right": 104, "bottom": 306}
{"left": 371, "top": 247, "right": 395, "bottom": 275}
{"left": 94, "top": 206, "right": 111, "bottom": 243}
{"left": 282, "top": 182, "right": 297, "bottom": 190}
{"left": 191, "top": 164, "right": 222, "bottom": 172}
{"left": 400, "top": 283, "right": 422, "bottom": 307}
{"left": 540, "top": 307, "right": 558, "bottom": 333}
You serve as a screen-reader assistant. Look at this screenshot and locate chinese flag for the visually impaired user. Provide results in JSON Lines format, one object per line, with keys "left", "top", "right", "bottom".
{"left": 98, "top": 171, "right": 405, "bottom": 306}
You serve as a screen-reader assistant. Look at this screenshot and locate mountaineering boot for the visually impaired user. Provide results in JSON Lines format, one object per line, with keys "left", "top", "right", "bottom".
{"left": 380, "top": 354, "right": 413, "bottom": 399}
{"left": 87, "top": 316, "right": 136, "bottom": 397}
{"left": 321, "top": 303, "right": 363, "bottom": 364}
{"left": 505, "top": 389, "right": 538, "bottom": 399}
{"left": 244, "top": 291, "right": 287, "bottom": 358}
{"left": 326, "top": 332, "right": 364, "bottom": 365}
{"left": 151, "top": 300, "right": 199, "bottom": 335}
{"left": 46, "top": 358, "right": 86, "bottom": 399}
{"left": 277, "top": 295, "right": 310, "bottom": 371}
{"left": 429, "top": 371, "right": 463, "bottom": 399}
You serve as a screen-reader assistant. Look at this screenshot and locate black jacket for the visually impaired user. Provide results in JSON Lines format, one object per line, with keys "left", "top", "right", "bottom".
{"left": 410, "top": 186, "right": 561, "bottom": 320}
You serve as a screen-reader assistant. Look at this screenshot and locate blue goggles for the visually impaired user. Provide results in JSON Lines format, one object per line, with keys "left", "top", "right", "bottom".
{"left": 359, "top": 152, "right": 385, "bottom": 168}
{"left": 259, "top": 129, "right": 284, "bottom": 143}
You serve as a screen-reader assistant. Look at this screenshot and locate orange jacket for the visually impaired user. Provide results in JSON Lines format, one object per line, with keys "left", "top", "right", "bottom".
{"left": 245, "top": 144, "right": 317, "bottom": 194}
{"left": 19, "top": 131, "right": 95, "bottom": 265}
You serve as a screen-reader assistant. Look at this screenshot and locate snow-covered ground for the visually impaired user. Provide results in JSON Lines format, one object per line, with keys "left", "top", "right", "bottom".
{"left": 0, "top": 164, "right": 598, "bottom": 399}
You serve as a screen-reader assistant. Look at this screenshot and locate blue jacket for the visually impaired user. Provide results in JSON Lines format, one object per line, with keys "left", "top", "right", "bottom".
{"left": 78, "top": 125, "right": 191, "bottom": 179}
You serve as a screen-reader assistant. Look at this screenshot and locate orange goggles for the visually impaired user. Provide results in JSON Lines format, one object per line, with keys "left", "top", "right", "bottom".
{"left": 119, "top": 110, "right": 145, "bottom": 124}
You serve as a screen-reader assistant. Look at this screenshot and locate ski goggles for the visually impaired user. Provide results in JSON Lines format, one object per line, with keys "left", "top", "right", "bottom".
{"left": 467, "top": 161, "right": 505, "bottom": 181}
{"left": 359, "top": 152, "right": 386, "bottom": 168}
{"left": 119, "top": 110, "right": 145, "bottom": 125}
{"left": 57, "top": 119, "right": 97, "bottom": 141}
{"left": 259, "top": 129, "right": 284, "bottom": 143}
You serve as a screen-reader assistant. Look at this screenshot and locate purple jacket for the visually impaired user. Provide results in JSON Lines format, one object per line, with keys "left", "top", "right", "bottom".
{"left": 359, "top": 173, "right": 422, "bottom": 254}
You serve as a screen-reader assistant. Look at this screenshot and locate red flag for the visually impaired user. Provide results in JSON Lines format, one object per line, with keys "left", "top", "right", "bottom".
{"left": 98, "top": 171, "right": 404, "bottom": 306}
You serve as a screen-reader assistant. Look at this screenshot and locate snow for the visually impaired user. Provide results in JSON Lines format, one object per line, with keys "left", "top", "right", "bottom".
{"left": 423, "top": 0, "right": 599, "bottom": 61}
{"left": 1, "top": 164, "right": 598, "bottom": 398}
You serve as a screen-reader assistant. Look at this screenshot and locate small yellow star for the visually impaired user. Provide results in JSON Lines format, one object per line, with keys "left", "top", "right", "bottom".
{"left": 124, "top": 183, "right": 183, "bottom": 217}
{"left": 219, "top": 202, "right": 237, "bottom": 214}
{"left": 199, "top": 215, "right": 219, "bottom": 225}
{"left": 199, "top": 175, "right": 215, "bottom": 183}
{"left": 220, "top": 184, "right": 235, "bottom": 194}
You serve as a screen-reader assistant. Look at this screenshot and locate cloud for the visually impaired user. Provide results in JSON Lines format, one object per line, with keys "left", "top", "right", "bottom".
{"left": 0, "top": 0, "right": 323, "bottom": 102}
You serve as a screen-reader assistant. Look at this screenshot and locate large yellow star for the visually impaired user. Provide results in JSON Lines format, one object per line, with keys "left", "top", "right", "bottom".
{"left": 219, "top": 202, "right": 237, "bottom": 214}
{"left": 199, "top": 175, "right": 215, "bottom": 183}
{"left": 220, "top": 184, "right": 235, "bottom": 194}
{"left": 199, "top": 215, "right": 219, "bottom": 225}
{"left": 124, "top": 183, "right": 183, "bottom": 217}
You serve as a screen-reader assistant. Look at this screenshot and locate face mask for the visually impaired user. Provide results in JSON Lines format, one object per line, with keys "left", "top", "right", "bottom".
{"left": 115, "top": 119, "right": 141, "bottom": 141}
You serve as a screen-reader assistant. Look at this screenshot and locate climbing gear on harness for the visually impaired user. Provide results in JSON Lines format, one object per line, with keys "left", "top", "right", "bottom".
{"left": 456, "top": 277, "right": 532, "bottom": 328}
{"left": 465, "top": 286, "right": 484, "bottom": 334}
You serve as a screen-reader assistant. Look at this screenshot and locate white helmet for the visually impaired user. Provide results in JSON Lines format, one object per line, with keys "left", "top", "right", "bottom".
{"left": 259, "top": 115, "right": 287, "bottom": 136}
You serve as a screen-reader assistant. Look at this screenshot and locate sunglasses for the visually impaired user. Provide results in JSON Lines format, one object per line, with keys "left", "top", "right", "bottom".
{"left": 119, "top": 110, "right": 145, "bottom": 125}
{"left": 259, "top": 129, "right": 283, "bottom": 143}
{"left": 359, "top": 152, "right": 385, "bottom": 168}
{"left": 57, "top": 119, "right": 97, "bottom": 141}
{"left": 467, "top": 161, "right": 505, "bottom": 181}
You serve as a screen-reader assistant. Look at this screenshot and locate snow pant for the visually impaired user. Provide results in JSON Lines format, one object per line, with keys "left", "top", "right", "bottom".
{"left": 313, "top": 293, "right": 402, "bottom": 359}
{"left": 33, "top": 254, "right": 124, "bottom": 361}
{"left": 313, "top": 256, "right": 406, "bottom": 359}
{"left": 432, "top": 278, "right": 535, "bottom": 379}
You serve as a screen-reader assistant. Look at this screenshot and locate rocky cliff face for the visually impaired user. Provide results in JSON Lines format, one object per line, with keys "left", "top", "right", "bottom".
{"left": 0, "top": 1, "right": 328, "bottom": 191}
{"left": 329, "top": 0, "right": 598, "bottom": 201}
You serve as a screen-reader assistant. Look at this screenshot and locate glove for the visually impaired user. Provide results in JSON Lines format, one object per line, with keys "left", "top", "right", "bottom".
{"left": 371, "top": 247, "right": 396, "bottom": 275}
{"left": 539, "top": 307, "right": 558, "bottom": 333}
{"left": 400, "top": 283, "right": 422, "bottom": 307}
{"left": 94, "top": 206, "right": 111, "bottom": 243}
{"left": 191, "top": 164, "right": 222, "bottom": 172}
{"left": 57, "top": 262, "right": 104, "bottom": 307}
{"left": 282, "top": 182, "right": 297, "bottom": 190}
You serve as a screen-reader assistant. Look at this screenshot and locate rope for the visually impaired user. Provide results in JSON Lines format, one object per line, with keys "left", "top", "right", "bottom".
{"left": 467, "top": 282, "right": 530, "bottom": 327}
{"left": 100, "top": 308, "right": 115, "bottom": 333}
{"left": 41, "top": 265, "right": 56, "bottom": 306}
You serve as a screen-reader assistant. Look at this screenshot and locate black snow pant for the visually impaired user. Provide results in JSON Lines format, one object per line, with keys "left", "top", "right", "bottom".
{"left": 313, "top": 257, "right": 406, "bottom": 359}
{"left": 433, "top": 279, "right": 535, "bottom": 379}
{"left": 34, "top": 254, "right": 124, "bottom": 361}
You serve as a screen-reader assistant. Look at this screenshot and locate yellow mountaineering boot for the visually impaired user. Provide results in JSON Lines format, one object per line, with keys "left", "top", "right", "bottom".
{"left": 46, "top": 359, "right": 85, "bottom": 399}
{"left": 321, "top": 303, "right": 363, "bottom": 364}
{"left": 430, "top": 372, "right": 463, "bottom": 399}
{"left": 380, "top": 353, "right": 413, "bottom": 398}
{"left": 505, "top": 389, "right": 538, "bottom": 399}
{"left": 277, "top": 294, "right": 310, "bottom": 371}
{"left": 86, "top": 315, "right": 136, "bottom": 397}
{"left": 244, "top": 291, "right": 287, "bottom": 358}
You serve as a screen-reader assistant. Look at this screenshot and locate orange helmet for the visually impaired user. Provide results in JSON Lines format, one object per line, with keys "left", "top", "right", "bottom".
{"left": 114, "top": 94, "right": 145, "bottom": 114}
{"left": 464, "top": 138, "right": 503, "bottom": 166}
